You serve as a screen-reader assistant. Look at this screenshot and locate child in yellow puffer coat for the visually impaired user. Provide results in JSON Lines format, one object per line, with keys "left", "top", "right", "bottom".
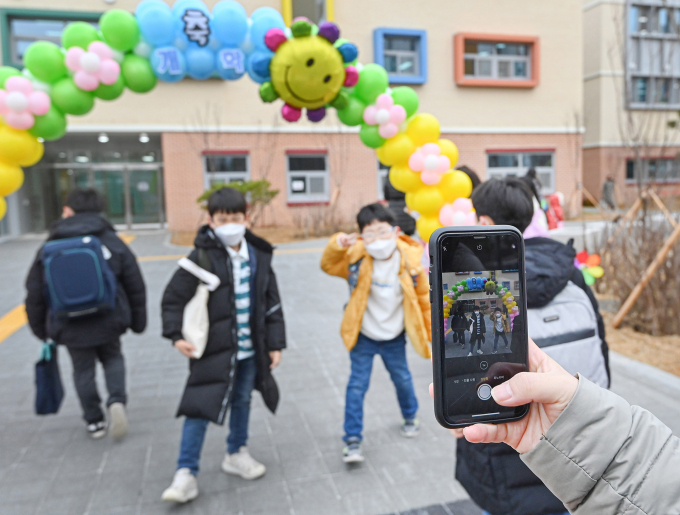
{"left": 320, "top": 203, "right": 431, "bottom": 464}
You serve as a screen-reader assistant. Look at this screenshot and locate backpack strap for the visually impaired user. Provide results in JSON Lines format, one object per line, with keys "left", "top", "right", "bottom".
{"left": 178, "top": 254, "right": 220, "bottom": 292}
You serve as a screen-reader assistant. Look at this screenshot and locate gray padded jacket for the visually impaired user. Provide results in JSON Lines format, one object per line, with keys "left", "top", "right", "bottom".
{"left": 521, "top": 376, "right": 680, "bottom": 514}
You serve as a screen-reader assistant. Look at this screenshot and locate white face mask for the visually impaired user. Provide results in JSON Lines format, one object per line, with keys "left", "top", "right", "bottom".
{"left": 496, "top": 313, "right": 501, "bottom": 318}
{"left": 365, "top": 237, "right": 397, "bottom": 260}
{"left": 475, "top": 311, "right": 480, "bottom": 315}
{"left": 214, "top": 223, "right": 246, "bottom": 248}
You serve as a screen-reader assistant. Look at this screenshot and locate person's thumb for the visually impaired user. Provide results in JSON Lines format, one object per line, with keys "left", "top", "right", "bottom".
{"left": 491, "top": 371, "right": 577, "bottom": 407}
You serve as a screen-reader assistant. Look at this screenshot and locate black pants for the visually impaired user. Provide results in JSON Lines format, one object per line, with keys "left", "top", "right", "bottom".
{"left": 470, "top": 333, "right": 484, "bottom": 352}
{"left": 493, "top": 332, "right": 509, "bottom": 351}
{"left": 67, "top": 340, "right": 126, "bottom": 424}
{"left": 455, "top": 330, "right": 466, "bottom": 345}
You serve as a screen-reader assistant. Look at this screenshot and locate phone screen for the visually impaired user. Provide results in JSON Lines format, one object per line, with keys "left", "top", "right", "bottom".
{"left": 438, "top": 232, "right": 528, "bottom": 425}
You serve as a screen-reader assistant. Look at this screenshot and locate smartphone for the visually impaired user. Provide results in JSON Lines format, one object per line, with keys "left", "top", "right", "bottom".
{"left": 429, "top": 226, "right": 529, "bottom": 429}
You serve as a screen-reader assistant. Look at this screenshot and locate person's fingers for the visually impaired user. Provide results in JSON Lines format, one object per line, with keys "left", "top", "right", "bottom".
{"left": 463, "top": 423, "right": 509, "bottom": 444}
{"left": 428, "top": 383, "right": 434, "bottom": 399}
{"left": 491, "top": 371, "right": 577, "bottom": 407}
{"left": 450, "top": 428, "right": 465, "bottom": 439}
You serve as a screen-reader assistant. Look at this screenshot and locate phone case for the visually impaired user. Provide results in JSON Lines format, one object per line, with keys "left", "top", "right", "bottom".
{"left": 428, "top": 225, "right": 530, "bottom": 429}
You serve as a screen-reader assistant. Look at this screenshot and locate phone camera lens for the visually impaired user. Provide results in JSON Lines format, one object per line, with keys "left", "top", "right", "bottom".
{"left": 477, "top": 245, "right": 482, "bottom": 250}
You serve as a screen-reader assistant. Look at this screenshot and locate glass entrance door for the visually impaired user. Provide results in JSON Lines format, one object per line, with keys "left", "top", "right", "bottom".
{"left": 129, "top": 169, "right": 162, "bottom": 224}
{"left": 93, "top": 170, "right": 126, "bottom": 225}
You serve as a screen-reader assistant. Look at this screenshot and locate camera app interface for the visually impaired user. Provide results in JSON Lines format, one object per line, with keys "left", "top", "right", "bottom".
{"left": 439, "top": 234, "right": 528, "bottom": 424}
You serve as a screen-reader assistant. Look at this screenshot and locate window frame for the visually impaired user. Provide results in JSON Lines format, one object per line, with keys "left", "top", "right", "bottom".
{"left": 373, "top": 28, "right": 428, "bottom": 85}
{"left": 454, "top": 33, "right": 540, "bottom": 88}
{"left": 0, "top": 8, "right": 102, "bottom": 67}
{"left": 485, "top": 149, "right": 556, "bottom": 194}
{"left": 286, "top": 151, "right": 330, "bottom": 205}
{"left": 202, "top": 151, "right": 250, "bottom": 189}
{"left": 625, "top": 157, "right": 680, "bottom": 183}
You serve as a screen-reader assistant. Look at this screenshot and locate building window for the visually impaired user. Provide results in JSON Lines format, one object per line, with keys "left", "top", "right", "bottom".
{"left": 373, "top": 28, "right": 427, "bottom": 85}
{"left": 627, "top": 1, "right": 680, "bottom": 109}
{"left": 1, "top": 10, "right": 100, "bottom": 67}
{"left": 203, "top": 153, "right": 249, "bottom": 188}
{"left": 291, "top": 0, "right": 327, "bottom": 25}
{"left": 454, "top": 33, "right": 539, "bottom": 88}
{"left": 625, "top": 158, "right": 680, "bottom": 183}
{"left": 486, "top": 150, "right": 555, "bottom": 194}
{"left": 377, "top": 161, "right": 389, "bottom": 201}
{"left": 287, "top": 153, "right": 329, "bottom": 203}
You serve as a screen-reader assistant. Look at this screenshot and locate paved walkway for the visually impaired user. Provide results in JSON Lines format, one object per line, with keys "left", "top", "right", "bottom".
{"left": 1, "top": 231, "right": 679, "bottom": 515}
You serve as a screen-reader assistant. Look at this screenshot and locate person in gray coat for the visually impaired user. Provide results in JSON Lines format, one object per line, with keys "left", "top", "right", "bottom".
{"left": 443, "top": 340, "right": 680, "bottom": 514}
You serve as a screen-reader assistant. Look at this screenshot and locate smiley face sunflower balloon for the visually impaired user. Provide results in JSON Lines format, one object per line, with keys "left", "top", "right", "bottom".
{"left": 252, "top": 19, "right": 359, "bottom": 122}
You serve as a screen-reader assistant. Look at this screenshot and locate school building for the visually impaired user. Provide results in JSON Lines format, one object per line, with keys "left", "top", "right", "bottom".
{"left": 0, "top": 0, "right": 584, "bottom": 238}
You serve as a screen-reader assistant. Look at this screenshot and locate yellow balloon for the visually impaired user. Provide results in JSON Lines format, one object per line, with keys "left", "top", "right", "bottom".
{"left": 438, "top": 170, "right": 473, "bottom": 203}
{"left": 416, "top": 215, "right": 441, "bottom": 243}
{"left": 405, "top": 192, "right": 415, "bottom": 208}
{"left": 588, "top": 265, "right": 605, "bottom": 279}
{"left": 511, "top": 301, "right": 517, "bottom": 307}
{"left": 406, "top": 114, "right": 440, "bottom": 146}
{"left": 376, "top": 133, "right": 416, "bottom": 167}
{"left": 409, "top": 185, "right": 444, "bottom": 217}
{"left": 0, "top": 162, "right": 24, "bottom": 197}
{"left": 0, "top": 126, "right": 41, "bottom": 166}
{"left": 20, "top": 140, "right": 44, "bottom": 167}
{"left": 0, "top": 197, "right": 6, "bottom": 220}
{"left": 503, "top": 292, "right": 511, "bottom": 300}
{"left": 389, "top": 165, "right": 423, "bottom": 193}
{"left": 437, "top": 139, "right": 460, "bottom": 169}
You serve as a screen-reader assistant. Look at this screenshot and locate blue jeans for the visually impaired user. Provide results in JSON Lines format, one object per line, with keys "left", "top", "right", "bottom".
{"left": 343, "top": 332, "right": 418, "bottom": 443}
{"left": 482, "top": 512, "right": 568, "bottom": 515}
{"left": 177, "top": 356, "right": 257, "bottom": 475}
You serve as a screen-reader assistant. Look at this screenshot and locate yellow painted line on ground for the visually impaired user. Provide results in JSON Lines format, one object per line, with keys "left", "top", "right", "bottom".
{"left": 274, "top": 247, "right": 324, "bottom": 255}
{"left": 119, "top": 233, "right": 136, "bottom": 245}
{"left": 0, "top": 304, "right": 28, "bottom": 344}
{"left": 136, "top": 248, "right": 323, "bottom": 262}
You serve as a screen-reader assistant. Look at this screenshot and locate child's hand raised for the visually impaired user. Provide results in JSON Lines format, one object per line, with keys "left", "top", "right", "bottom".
{"left": 174, "top": 339, "right": 197, "bottom": 358}
{"left": 337, "top": 232, "right": 358, "bottom": 248}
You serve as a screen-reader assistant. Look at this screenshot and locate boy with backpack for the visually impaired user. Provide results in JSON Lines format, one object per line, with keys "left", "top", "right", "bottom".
{"left": 320, "top": 203, "right": 431, "bottom": 463}
{"left": 160, "top": 187, "right": 285, "bottom": 503}
{"left": 25, "top": 188, "right": 147, "bottom": 440}
{"left": 454, "top": 177, "right": 610, "bottom": 515}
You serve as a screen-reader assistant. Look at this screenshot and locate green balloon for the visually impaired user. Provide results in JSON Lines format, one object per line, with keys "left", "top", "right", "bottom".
{"left": 24, "top": 41, "right": 67, "bottom": 84}
{"left": 51, "top": 78, "right": 95, "bottom": 115}
{"left": 100, "top": 10, "right": 140, "bottom": 52}
{"left": 62, "top": 22, "right": 99, "bottom": 49}
{"left": 0, "top": 66, "right": 21, "bottom": 88}
{"left": 354, "top": 64, "right": 389, "bottom": 105}
{"left": 95, "top": 75, "right": 125, "bottom": 100}
{"left": 121, "top": 55, "right": 157, "bottom": 93}
{"left": 392, "top": 86, "right": 419, "bottom": 118}
{"left": 29, "top": 105, "right": 67, "bottom": 141}
{"left": 359, "top": 124, "right": 386, "bottom": 149}
{"left": 336, "top": 96, "right": 366, "bottom": 126}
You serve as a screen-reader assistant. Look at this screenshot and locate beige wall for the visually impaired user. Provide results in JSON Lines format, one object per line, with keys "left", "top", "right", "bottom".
{"left": 1, "top": 0, "right": 583, "bottom": 132}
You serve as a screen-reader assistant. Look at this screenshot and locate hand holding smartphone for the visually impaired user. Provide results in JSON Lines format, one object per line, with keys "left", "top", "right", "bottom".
{"left": 429, "top": 226, "right": 530, "bottom": 428}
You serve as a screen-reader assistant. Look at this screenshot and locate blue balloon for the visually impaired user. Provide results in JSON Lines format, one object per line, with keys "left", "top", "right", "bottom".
{"left": 172, "top": 0, "right": 210, "bottom": 15}
{"left": 250, "top": 13, "right": 286, "bottom": 52}
{"left": 138, "top": 3, "right": 174, "bottom": 47}
{"left": 173, "top": 0, "right": 212, "bottom": 49}
{"left": 246, "top": 51, "right": 273, "bottom": 84}
{"left": 151, "top": 46, "right": 187, "bottom": 82}
{"left": 185, "top": 47, "right": 216, "bottom": 80}
{"left": 250, "top": 7, "right": 284, "bottom": 22}
{"left": 135, "top": 0, "right": 169, "bottom": 18}
{"left": 212, "top": 0, "right": 248, "bottom": 47}
{"left": 216, "top": 46, "right": 246, "bottom": 80}
{"left": 250, "top": 54, "right": 271, "bottom": 80}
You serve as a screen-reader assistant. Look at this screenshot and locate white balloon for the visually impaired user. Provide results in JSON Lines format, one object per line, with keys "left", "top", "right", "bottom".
{"left": 424, "top": 154, "right": 439, "bottom": 171}
{"left": 375, "top": 108, "right": 390, "bottom": 124}
{"left": 134, "top": 41, "right": 152, "bottom": 58}
{"left": 111, "top": 49, "right": 125, "bottom": 64}
{"left": 5, "top": 91, "right": 28, "bottom": 112}
{"left": 452, "top": 211, "right": 467, "bottom": 225}
{"left": 80, "top": 52, "right": 101, "bottom": 73}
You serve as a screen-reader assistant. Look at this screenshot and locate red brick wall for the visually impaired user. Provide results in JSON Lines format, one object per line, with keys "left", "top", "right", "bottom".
{"left": 162, "top": 131, "right": 583, "bottom": 232}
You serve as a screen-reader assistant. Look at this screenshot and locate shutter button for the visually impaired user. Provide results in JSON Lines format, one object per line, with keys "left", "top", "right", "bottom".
{"left": 477, "top": 383, "right": 492, "bottom": 401}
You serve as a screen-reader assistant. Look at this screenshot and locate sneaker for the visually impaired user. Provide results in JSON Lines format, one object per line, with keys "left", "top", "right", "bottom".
{"left": 342, "top": 440, "right": 364, "bottom": 463}
{"left": 161, "top": 468, "right": 198, "bottom": 503}
{"left": 467, "top": 352, "right": 472, "bottom": 357}
{"left": 401, "top": 419, "right": 420, "bottom": 438}
{"left": 221, "top": 447, "right": 266, "bottom": 480}
{"left": 108, "top": 402, "right": 128, "bottom": 441}
{"left": 477, "top": 349, "right": 483, "bottom": 354}
{"left": 86, "top": 421, "right": 107, "bottom": 439}
{"left": 492, "top": 350, "right": 498, "bottom": 354}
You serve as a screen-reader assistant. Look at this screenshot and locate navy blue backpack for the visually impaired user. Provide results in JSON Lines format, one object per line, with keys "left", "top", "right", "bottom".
{"left": 42, "top": 235, "right": 117, "bottom": 318}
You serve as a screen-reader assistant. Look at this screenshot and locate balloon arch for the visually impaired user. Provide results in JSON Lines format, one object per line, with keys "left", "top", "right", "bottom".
{"left": 0, "top": 0, "right": 473, "bottom": 240}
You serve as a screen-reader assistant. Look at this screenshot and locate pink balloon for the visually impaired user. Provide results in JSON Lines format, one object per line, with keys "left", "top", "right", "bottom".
{"left": 422, "top": 142, "right": 440, "bottom": 155}
{"left": 66, "top": 47, "right": 85, "bottom": 71}
{"left": 464, "top": 212, "right": 477, "bottom": 225}
{"left": 74, "top": 71, "right": 99, "bottom": 91}
{"left": 28, "top": 91, "right": 50, "bottom": 115}
{"left": 421, "top": 170, "right": 442, "bottom": 185}
{"left": 98, "top": 60, "right": 120, "bottom": 85}
{"left": 5, "top": 76, "right": 32, "bottom": 95}
{"left": 436, "top": 155, "right": 451, "bottom": 173}
{"left": 0, "top": 90, "right": 8, "bottom": 115}
{"left": 264, "top": 28, "right": 287, "bottom": 52}
{"left": 439, "top": 204, "right": 455, "bottom": 225}
{"left": 363, "top": 105, "right": 377, "bottom": 125}
{"left": 389, "top": 104, "right": 406, "bottom": 125}
{"left": 343, "top": 66, "right": 359, "bottom": 87}
{"left": 452, "top": 197, "right": 473, "bottom": 213}
{"left": 89, "top": 41, "right": 113, "bottom": 60}
{"left": 5, "top": 111, "right": 34, "bottom": 130}
{"left": 408, "top": 151, "right": 425, "bottom": 171}
{"left": 379, "top": 123, "right": 398, "bottom": 139}
{"left": 375, "top": 93, "right": 393, "bottom": 109}
{"left": 282, "top": 104, "right": 301, "bottom": 122}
